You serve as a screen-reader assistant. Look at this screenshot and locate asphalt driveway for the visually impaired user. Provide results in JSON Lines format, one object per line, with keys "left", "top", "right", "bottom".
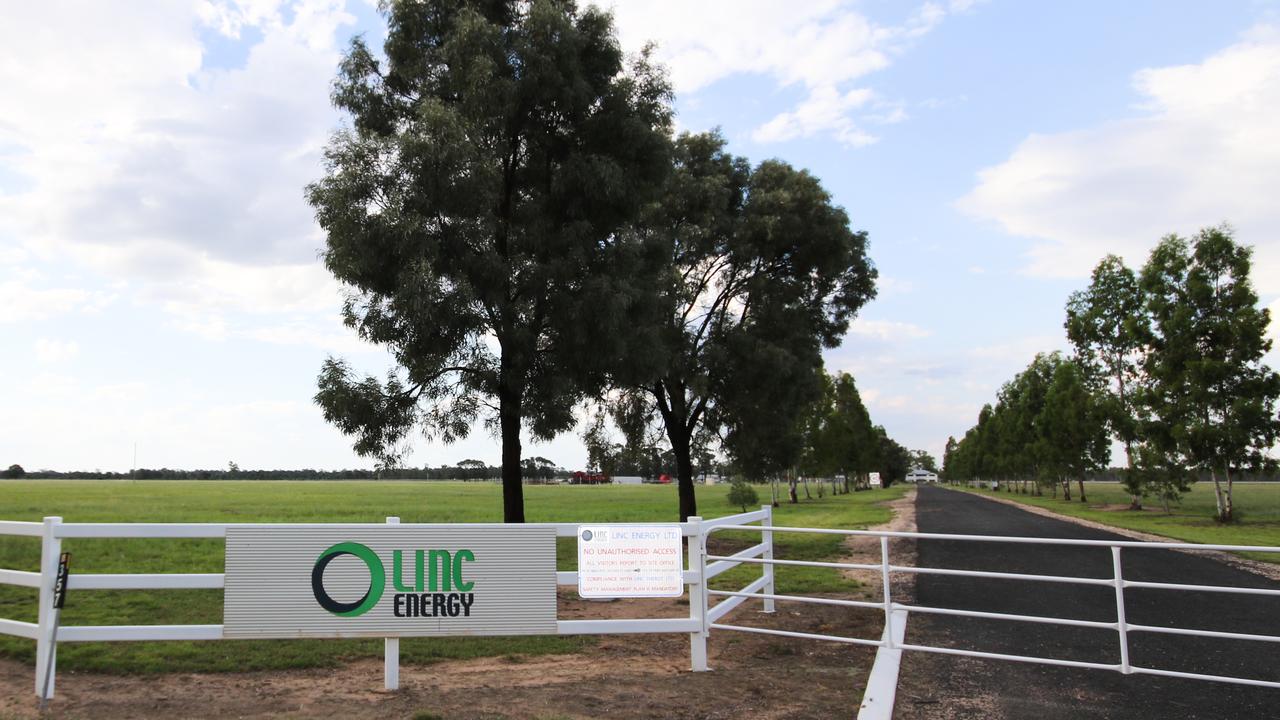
{"left": 894, "top": 485, "right": 1280, "bottom": 719}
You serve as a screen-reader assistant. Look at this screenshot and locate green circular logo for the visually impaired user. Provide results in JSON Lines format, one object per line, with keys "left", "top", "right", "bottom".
{"left": 311, "top": 541, "right": 385, "bottom": 617}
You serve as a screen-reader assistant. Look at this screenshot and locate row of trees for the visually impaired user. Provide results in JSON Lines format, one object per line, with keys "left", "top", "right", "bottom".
{"left": 798, "top": 372, "right": 915, "bottom": 490}
{"left": 310, "top": 1, "right": 878, "bottom": 522}
{"left": 944, "top": 228, "right": 1280, "bottom": 521}
{"left": 580, "top": 367, "right": 923, "bottom": 504}
{"left": 941, "top": 352, "right": 1110, "bottom": 502}
{"left": 0, "top": 460, "right": 566, "bottom": 482}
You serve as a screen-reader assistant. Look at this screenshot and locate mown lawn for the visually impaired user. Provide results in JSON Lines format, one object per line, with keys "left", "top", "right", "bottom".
{"left": 0, "top": 480, "right": 905, "bottom": 673}
{"left": 955, "top": 481, "right": 1280, "bottom": 560}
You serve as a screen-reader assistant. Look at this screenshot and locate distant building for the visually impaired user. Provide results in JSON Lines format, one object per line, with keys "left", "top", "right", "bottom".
{"left": 906, "top": 468, "right": 939, "bottom": 483}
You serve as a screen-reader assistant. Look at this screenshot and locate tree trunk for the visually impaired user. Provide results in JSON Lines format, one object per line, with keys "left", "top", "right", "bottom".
{"left": 1220, "top": 465, "right": 1234, "bottom": 523}
{"left": 788, "top": 472, "right": 798, "bottom": 503}
{"left": 1123, "top": 440, "right": 1141, "bottom": 510}
{"left": 669, "top": 426, "right": 697, "bottom": 522}
{"left": 1210, "top": 467, "right": 1228, "bottom": 522}
{"left": 498, "top": 385, "right": 526, "bottom": 523}
{"left": 1077, "top": 477, "right": 1087, "bottom": 503}
{"left": 771, "top": 477, "right": 780, "bottom": 507}
{"left": 1062, "top": 477, "right": 1071, "bottom": 501}
{"left": 654, "top": 380, "right": 698, "bottom": 522}
{"left": 802, "top": 475, "right": 812, "bottom": 500}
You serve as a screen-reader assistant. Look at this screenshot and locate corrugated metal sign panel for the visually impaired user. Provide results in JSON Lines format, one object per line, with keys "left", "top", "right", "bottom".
{"left": 223, "top": 525, "right": 557, "bottom": 638}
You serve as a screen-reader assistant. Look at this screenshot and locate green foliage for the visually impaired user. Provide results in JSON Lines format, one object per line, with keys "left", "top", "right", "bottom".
{"left": 609, "top": 131, "right": 877, "bottom": 520}
{"left": 1038, "top": 358, "right": 1110, "bottom": 486}
{"left": 1139, "top": 228, "right": 1280, "bottom": 521}
{"left": 2, "top": 464, "right": 22, "bottom": 479}
{"left": 960, "top": 481, "right": 1280, "bottom": 561}
{"left": 815, "top": 373, "right": 879, "bottom": 482}
{"left": 726, "top": 480, "right": 759, "bottom": 511}
{"left": 307, "top": 1, "right": 674, "bottom": 521}
{"left": 945, "top": 353, "right": 1108, "bottom": 498}
{"left": 1066, "top": 254, "right": 1146, "bottom": 504}
{"left": 909, "top": 450, "right": 938, "bottom": 474}
{"left": 874, "top": 426, "right": 911, "bottom": 486}
{"left": 950, "top": 226, "right": 1279, "bottom": 522}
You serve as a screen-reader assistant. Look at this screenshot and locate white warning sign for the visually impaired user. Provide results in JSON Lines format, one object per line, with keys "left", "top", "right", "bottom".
{"left": 577, "top": 525, "right": 684, "bottom": 598}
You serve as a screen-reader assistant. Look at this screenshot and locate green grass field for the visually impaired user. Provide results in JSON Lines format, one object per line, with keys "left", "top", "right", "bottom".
{"left": 956, "top": 482, "right": 1280, "bottom": 558}
{"left": 0, "top": 480, "right": 905, "bottom": 674}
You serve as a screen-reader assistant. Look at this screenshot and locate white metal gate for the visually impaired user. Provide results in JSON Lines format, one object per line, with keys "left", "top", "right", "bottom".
{"left": 703, "top": 522, "right": 1280, "bottom": 690}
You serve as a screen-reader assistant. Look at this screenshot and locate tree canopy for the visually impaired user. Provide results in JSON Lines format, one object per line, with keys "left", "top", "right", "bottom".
{"left": 307, "top": 0, "right": 673, "bottom": 521}
{"left": 1139, "top": 228, "right": 1280, "bottom": 521}
{"left": 620, "top": 131, "right": 877, "bottom": 520}
{"left": 1066, "top": 254, "right": 1145, "bottom": 506}
{"left": 948, "top": 227, "right": 1279, "bottom": 520}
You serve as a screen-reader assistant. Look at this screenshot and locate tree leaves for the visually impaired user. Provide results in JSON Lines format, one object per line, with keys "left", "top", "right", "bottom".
{"left": 308, "top": 1, "right": 673, "bottom": 518}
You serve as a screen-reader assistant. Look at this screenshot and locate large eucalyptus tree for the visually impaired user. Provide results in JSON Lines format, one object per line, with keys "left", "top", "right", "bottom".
{"left": 1066, "top": 255, "right": 1147, "bottom": 508}
{"left": 1140, "top": 228, "right": 1280, "bottom": 522}
{"left": 307, "top": 0, "right": 673, "bottom": 521}
{"left": 630, "top": 132, "right": 877, "bottom": 521}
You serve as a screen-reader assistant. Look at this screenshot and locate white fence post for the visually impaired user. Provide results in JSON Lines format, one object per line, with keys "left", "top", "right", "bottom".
{"left": 879, "top": 536, "right": 893, "bottom": 650}
{"left": 1111, "top": 546, "right": 1131, "bottom": 674}
{"left": 761, "top": 505, "right": 775, "bottom": 614}
{"left": 687, "top": 516, "right": 708, "bottom": 671}
{"left": 35, "top": 516, "right": 62, "bottom": 699}
{"left": 384, "top": 516, "right": 400, "bottom": 691}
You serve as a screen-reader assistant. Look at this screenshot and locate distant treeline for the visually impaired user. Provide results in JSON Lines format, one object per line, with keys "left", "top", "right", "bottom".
{"left": 3, "top": 460, "right": 569, "bottom": 482}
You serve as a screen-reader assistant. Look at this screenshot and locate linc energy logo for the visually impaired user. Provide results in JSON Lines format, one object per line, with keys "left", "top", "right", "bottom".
{"left": 311, "top": 542, "right": 476, "bottom": 619}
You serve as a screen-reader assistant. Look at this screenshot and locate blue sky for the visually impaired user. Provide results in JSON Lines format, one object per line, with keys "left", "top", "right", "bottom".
{"left": 3, "top": 0, "right": 1279, "bottom": 472}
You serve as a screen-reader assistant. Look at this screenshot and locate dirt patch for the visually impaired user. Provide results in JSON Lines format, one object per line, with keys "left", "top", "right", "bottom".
{"left": 841, "top": 488, "right": 918, "bottom": 605}
{"left": 892, "top": 639, "right": 1003, "bottom": 720}
{"left": 1, "top": 587, "right": 880, "bottom": 719}
{"left": 965, "top": 490, "right": 1280, "bottom": 582}
{"left": 1089, "top": 503, "right": 1159, "bottom": 512}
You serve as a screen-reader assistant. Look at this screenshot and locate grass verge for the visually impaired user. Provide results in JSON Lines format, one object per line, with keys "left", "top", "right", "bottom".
{"left": 953, "top": 481, "right": 1280, "bottom": 561}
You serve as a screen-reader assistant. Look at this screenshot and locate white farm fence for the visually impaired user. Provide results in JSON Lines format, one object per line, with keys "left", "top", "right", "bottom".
{"left": 4, "top": 507, "right": 1280, "bottom": 711}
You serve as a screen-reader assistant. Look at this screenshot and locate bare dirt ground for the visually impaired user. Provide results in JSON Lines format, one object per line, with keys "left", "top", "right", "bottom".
{"left": 1, "top": 597, "right": 877, "bottom": 720}
{"left": 0, "top": 501, "right": 922, "bottom": 720}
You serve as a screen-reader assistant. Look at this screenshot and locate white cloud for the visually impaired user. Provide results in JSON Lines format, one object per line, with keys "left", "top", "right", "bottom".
{"left": 0, "top": 0, "right": 353, "bottom": 290}
{"left": 0, "top": 277, "right": 115, "bottom": 323}
{"left": 604, "top": 0, "right": 967, "bottom": 147}
{"left": 958, "top": 25, "right": 1280, "bottom": 293}
{"left": 848, "top": 318, "right": 932, "bottom": 341}
{"left": 875, "top": 275, "right": 915, "bottom": 296}
{"left": 967, "top": 334, "right": 1068, "bottom": 364}
{"left": 753, "top": 87, "right": 878, "bottom": 147}
{"left": 0, "top": 1, "right": 362, "bottom": 349}
{"left": 34, "top": 338, "right": 80, "bottom": 363}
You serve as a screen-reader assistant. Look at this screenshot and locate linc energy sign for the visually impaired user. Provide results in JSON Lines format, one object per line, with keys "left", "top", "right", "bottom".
{"left": 222, "top": 526, "right": 558, "bottom": 638}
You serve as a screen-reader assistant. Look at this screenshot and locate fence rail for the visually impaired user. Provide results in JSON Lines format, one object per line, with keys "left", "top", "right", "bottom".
{"left": 704, "top": 523, "right": 1280, "bottom": 693}
{"left": 5, "top": 506, "right": 1279, "bottom": 706}
{"left": 0, "top": 507, "right": 775, "bottom": 699}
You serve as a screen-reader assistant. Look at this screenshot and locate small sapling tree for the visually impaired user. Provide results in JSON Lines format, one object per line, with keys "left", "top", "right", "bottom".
{"left": 727, "top": 480, "right": 759, "bottom": 513}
